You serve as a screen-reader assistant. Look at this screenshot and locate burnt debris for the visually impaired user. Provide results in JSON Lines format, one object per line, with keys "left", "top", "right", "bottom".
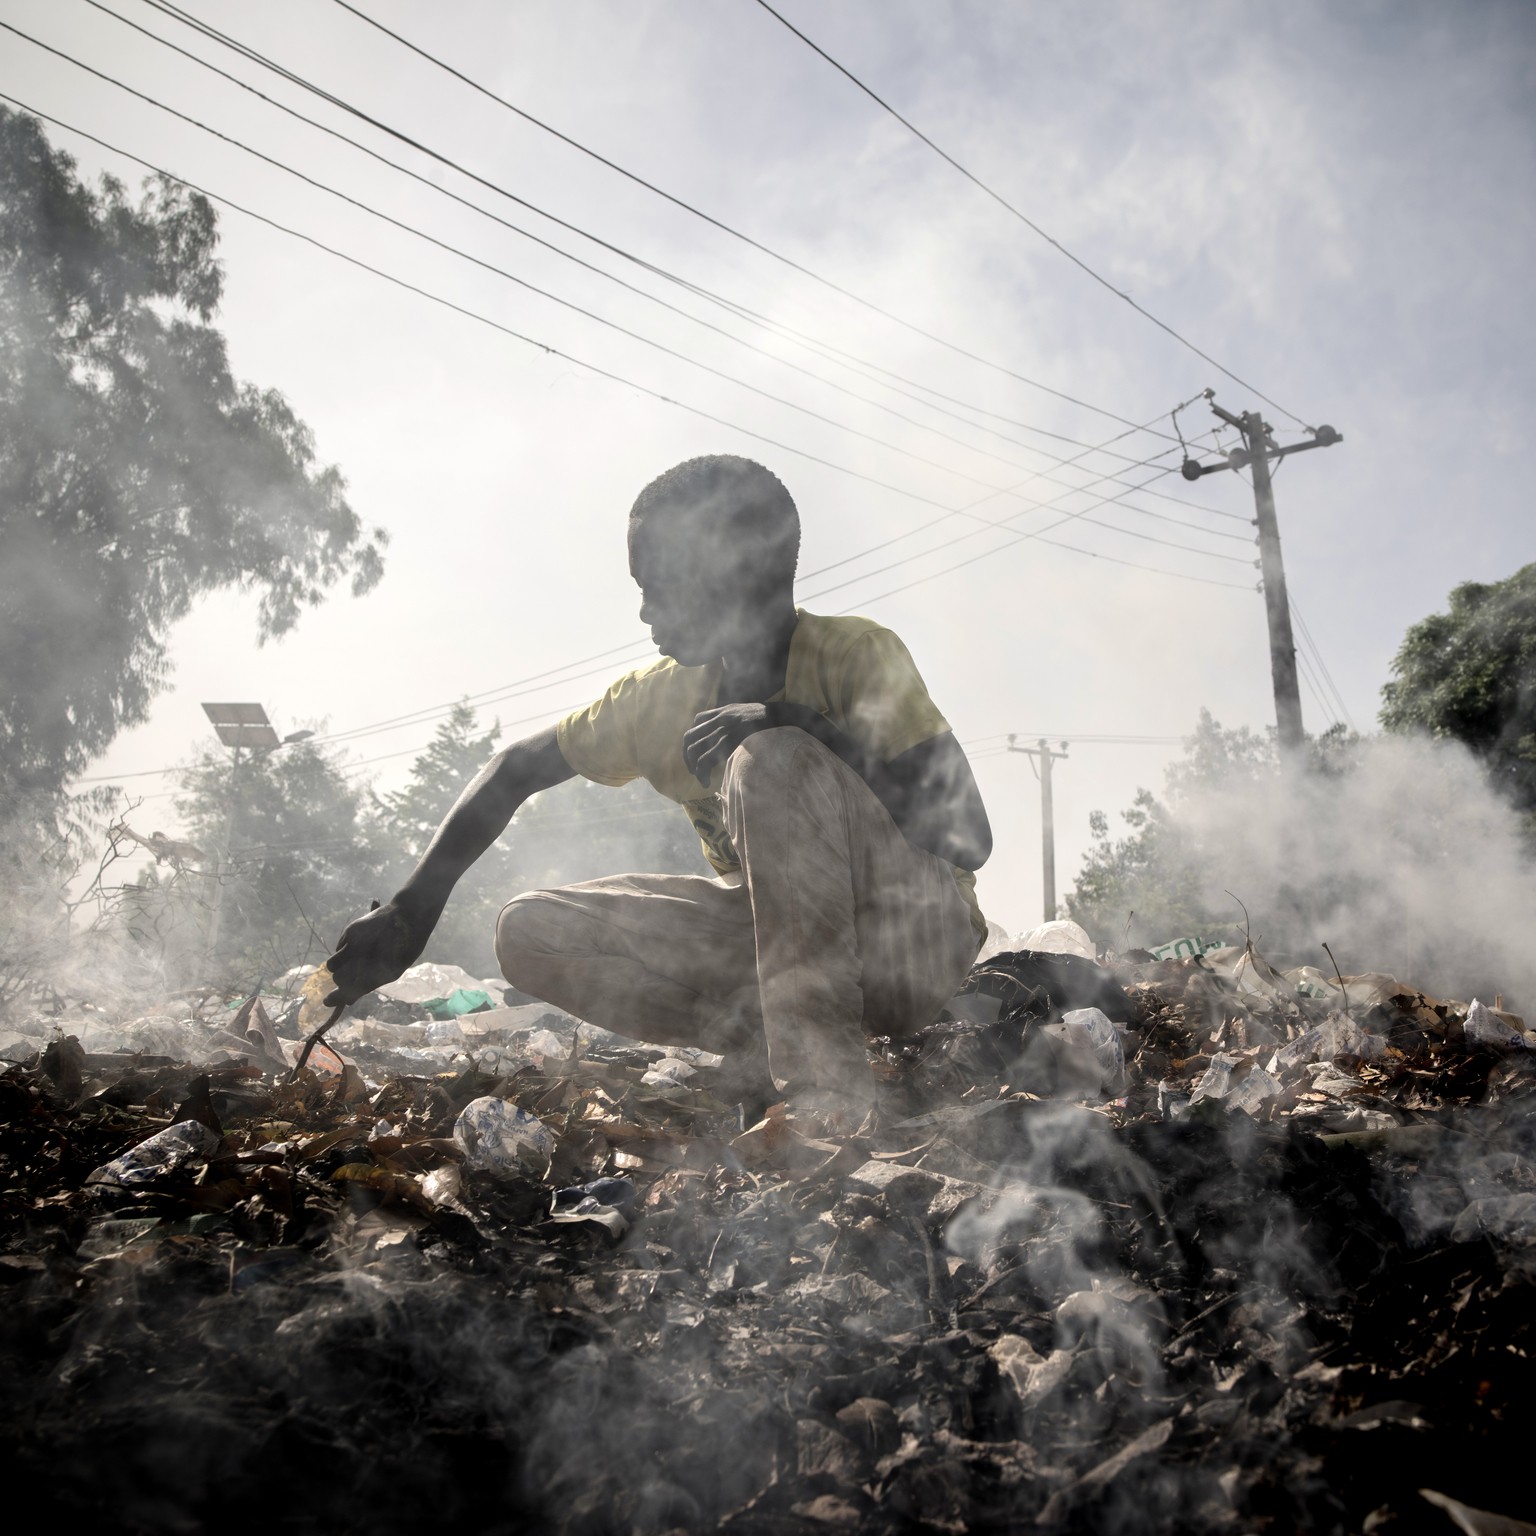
{"left": 1, "top": 948, "right": 1533, "bottom": 1535}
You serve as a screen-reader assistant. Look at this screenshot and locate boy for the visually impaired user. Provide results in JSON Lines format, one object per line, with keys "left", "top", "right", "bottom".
{"left": 326, "top": 455, "right": 991, "bottom": 1129}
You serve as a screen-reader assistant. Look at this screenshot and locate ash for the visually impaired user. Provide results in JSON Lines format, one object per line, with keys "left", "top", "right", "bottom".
{"left": 2, "top": 946, "right": 1533, "bottom": 1536}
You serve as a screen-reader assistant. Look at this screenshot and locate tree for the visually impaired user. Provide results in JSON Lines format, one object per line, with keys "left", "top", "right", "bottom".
{"left": 1380, "top": 563, "right": 1536, "bottom": 816}
{"left": 1065, "top": 711, "right": 1358, "bottom": 953}
{"left": 0, "top": 108, "right": 385, "bottom": 798}
{"left": 175, "top": 739, "right": 384, "bottom": 981}
{"left": 376, "top": 702, "right": 502, "bottom": 855}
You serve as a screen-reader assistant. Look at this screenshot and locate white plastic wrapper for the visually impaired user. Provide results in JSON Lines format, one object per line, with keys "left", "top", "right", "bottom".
{"left": 641, "top": 1057, "right": 698, "bottom": 1088}
{"left": 452, "top": 1095, "right": 555, "bottom": 1174}
{"left": 1272, "top": 1015, "right": 1389, "bottom": 1071}
{"left": 85, "top": 1120, "right": 221, "bottom": 1186}
{"left": 1190, "top": 1055, "right": 1281, "bottom": 1116}
{"left": 1464, "top": 998, "right": 1534, "bottom": 1051}
{"left": 1190, "top": 1053, "right": 1236, "bottom": 1105}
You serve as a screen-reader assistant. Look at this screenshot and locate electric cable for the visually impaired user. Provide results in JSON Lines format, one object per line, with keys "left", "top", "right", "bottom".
{"left": 149, "top": 0, "right": 1193, "bottom": 440}
{"left": 12, "top": 22, "right": 1259, "bottom": 566}
{"left": 84, "top": 0, "right": 1235, "bottom": 521}
{"left": 1293, "top": 644, "right": 1333, "bottom": 728}
{"left": 1288, "top": 596, "right": 1356, "bottom": 731}
{"left": 750, "top": 0, "right": 1309, "bottom": 430}
{"left": 16, "top": 96, "right": 1257, "bottom": 787}
{"left": 99, "top": 0, "right": 1255, "bottom": 526}
{"left": 4, "top": 80, "right": 1249, "bottom": 585}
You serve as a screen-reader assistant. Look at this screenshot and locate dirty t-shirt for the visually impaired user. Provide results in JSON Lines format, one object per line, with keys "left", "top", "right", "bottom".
{"left": 555, "top": 609, "right": 984, "bottom": 938}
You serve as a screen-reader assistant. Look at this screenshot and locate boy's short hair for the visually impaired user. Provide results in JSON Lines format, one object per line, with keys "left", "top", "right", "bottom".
{"left": 630, "top": 455, "right": 800, "bottom": 588}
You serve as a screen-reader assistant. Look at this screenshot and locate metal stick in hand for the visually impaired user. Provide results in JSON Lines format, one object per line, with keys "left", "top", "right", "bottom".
{"left": 288, "top": 899, "right": 378, "bottom": 1081}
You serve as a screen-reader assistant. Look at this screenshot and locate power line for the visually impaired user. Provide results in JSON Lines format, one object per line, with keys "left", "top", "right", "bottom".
{"left": 750, "top": 0, "right": 1309, "bottom": 431}
{"left": 17, "top": 98, "right": 1254, "bottom": 788}
{"left": 116, "top": 0, "right": 1261, "bottom": 526}
{"left": 8, "top": 88, "right": 1248, "bottom": 592}
{"left": 32, "top": 50, "right": 1259, "bottom": 590}
{"left": 1293, "top": 644, "right": 1332, "bottom": 729}
{"left": 303, "top": 0, "right": 1200, "bottom": 438}
{"left": 19, "top": 21, "right": 1257, "bottom": 568}
{"left": 803, "top": 457, "right": 1251, "bottom": 612}
{"left": 1288, "top": 596, "right": 1357, "bottom": 731}
{"left": 837, "top": 530, "right": 1255, "bottom": 613}
{"left": 84, "top": 0, "right": 1237, "bottom": 521}
{"left": 0, "top": 89, "right": 980, "bottom": 523}
{"left": 5, "top": 23, "right": 1043, "bottom": 504}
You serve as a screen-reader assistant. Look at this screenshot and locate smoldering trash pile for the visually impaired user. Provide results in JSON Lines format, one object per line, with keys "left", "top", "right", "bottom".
{"left": 2, "top": 944, "right": 1534, "bottom": 1536}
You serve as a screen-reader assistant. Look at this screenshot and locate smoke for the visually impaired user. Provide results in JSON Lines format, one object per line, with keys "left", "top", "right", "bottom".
{"left": 1102, "top": 732, "right": 1536, "bottom": 1015}
{"left": 947, "top": 1104, "right": 1170, "bottom": 1438}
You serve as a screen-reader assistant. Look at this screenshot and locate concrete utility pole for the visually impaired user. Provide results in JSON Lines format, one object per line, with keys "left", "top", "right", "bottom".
{"left": 1008, "top": 736, "right": 1069, "bottom": 921}
{"left": 1181, "top": 396, "right": 1342, "bottom": 773}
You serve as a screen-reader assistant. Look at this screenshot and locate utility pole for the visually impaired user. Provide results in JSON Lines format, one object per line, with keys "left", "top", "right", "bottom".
{"left": 1008, "top": 736, "right": 1069, "bottom": 921}
{"left": 1181, "top": 394, "right": 1342, "bottom": 773}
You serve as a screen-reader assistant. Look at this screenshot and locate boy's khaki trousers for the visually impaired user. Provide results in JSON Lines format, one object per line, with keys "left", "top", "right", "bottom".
{"left": 495, "top": 726, "right": 980, "bottom": 1112}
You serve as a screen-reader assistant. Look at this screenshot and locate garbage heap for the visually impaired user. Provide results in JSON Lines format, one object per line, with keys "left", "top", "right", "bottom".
{"left": 1, "top": 942, "right": 1533, "bottom": 1536}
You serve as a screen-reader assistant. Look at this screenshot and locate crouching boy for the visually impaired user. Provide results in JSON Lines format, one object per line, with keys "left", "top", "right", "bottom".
{"left": 327, "top": 455, "right": 991, "bottom": 1130}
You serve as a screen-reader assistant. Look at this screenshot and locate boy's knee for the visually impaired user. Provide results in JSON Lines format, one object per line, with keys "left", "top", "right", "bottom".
{"left": 494, "top": 891, "right": 559, "bottom": 987}
{"left": 723, "top": 724, "right": 832, "bottom": 796}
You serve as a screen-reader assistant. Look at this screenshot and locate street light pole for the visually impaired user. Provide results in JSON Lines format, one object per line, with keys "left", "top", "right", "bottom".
{"left": 205, "top": 739, "right": 242, "bottom": 962}
{"left": 198, "top": 704, "right": 311, "bottom": 965}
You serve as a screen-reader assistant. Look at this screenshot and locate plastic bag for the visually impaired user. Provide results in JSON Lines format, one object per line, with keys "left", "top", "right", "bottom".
{"left": 1012, "top": 919, "right": 1096, "bottom": 960}
{"left": 1060, "top": 1007, "right": 1125, "bottom": 1093}
{"left": 86, "top": 1120, "right": 222, "bottom": 1187}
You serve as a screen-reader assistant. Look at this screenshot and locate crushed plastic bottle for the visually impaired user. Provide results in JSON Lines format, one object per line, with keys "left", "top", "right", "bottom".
{"left": 85, "top": 1119, "right": 222, "bottom": 1186}
{"left": 452, "top": 1095, "right": 555, "bottom": 1175}
{"left": 526, "top": 1028, "right": 570, "bottom": 1063}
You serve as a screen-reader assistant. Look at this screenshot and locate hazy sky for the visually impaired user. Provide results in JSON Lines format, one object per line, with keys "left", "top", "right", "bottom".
{"left": 7, "top": 0, "right": 1533, "bottom": 939}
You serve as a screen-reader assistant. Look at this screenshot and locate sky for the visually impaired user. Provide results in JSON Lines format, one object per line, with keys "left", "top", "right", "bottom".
{"left": 5, "top": 0, "right": 1533, "bottom": 941}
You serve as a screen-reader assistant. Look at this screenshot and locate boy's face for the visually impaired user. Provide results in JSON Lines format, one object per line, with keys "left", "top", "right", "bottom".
{"left": 629, "top": 514, "right": 771, "bottom": 665}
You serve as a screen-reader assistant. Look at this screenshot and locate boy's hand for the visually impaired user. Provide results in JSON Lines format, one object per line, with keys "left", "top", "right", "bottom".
{"left": 684, "top": 702, "right": 808, "bottom": 780}
{"left": 323, "top": 896, "right": 438, "bottom": 1006}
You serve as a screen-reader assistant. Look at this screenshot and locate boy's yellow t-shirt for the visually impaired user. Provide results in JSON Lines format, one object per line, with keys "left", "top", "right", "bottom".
{"left": 555, "top": 609, "right": 984, "bottom": 938}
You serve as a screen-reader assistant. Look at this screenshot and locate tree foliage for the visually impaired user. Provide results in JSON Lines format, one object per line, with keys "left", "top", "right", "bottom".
{"left": 0, "top": 108, "right": 385, "bottom": 796}
{"left": 176, "top": 739, "right": 384, "bottom": 981}
{"left": 1380, "top": 562, "right": 1536, "bottom": 814}
{"left": 1066, "top": 711, "right": 1358, "bottom": 952}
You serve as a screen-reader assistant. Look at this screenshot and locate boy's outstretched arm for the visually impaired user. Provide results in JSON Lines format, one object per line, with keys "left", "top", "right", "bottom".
{"left": 324, "top": 726, "right": 575, "bottom": 1005}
